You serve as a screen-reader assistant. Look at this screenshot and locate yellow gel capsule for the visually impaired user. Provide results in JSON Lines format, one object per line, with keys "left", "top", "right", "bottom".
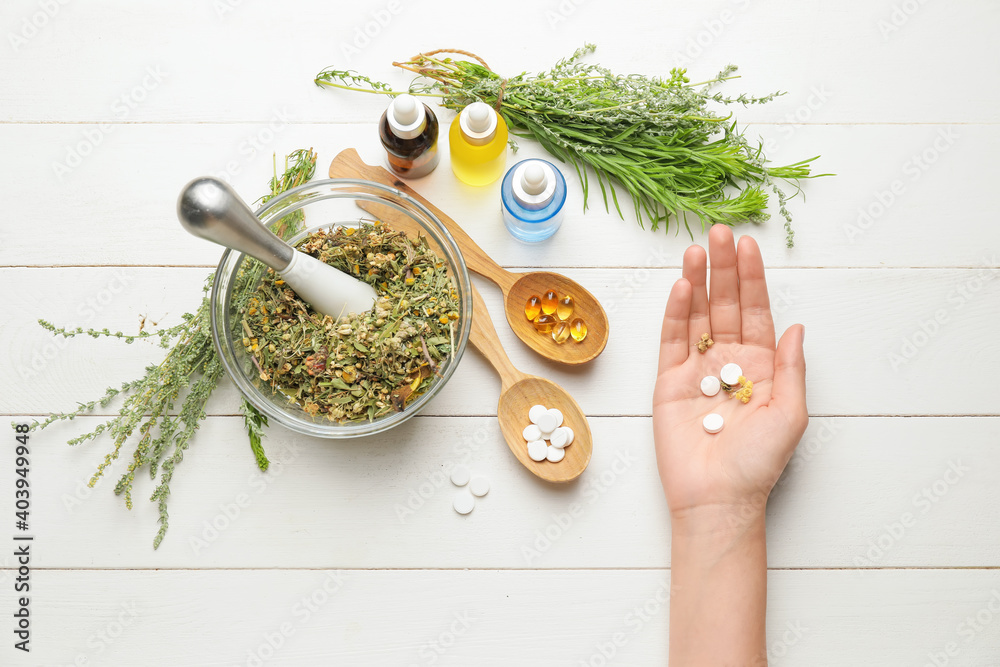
{"left": 569, "top": 318, "right": 588, "bottom": 342}
{"left": 541, "top": 290, "right": 558, "bottom": 316}
{"left": 552, "top": 320, "right": 571, "bottom": 344}
{"left": 556, "top": 294, "right": 574, "bottom": 321}
{"left": 533, "top": 314, "right": 556, "bottom": 333}
{"left": 525, "top": 295, "right": 542, "bottom": 321}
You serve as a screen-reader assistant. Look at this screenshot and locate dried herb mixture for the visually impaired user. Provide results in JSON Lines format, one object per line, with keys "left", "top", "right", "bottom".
{"left": 240, "top": 220, "right": 460, "bottom": 423}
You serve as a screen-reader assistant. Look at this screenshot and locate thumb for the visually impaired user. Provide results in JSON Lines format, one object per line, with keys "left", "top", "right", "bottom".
{"left": 770, "top": 324, "right": 808, "bottom": 436}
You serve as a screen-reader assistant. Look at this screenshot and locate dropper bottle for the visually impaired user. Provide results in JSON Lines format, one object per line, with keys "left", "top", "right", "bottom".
{"left": 378, "top": 94, "right": 440, "bottom": 179}
{"left": 500, "top": 158, "right": 567, "bottom": 242}
{"left": 449, "top": 102, "right": 508, "bottom": 186}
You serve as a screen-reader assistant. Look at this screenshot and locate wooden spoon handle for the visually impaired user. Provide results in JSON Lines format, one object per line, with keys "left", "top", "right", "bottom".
{"left": 468, "top": 282, "right": 526, "bottom": 391}
{"left": 329, "top": 149, "right": 517, "bottom": 293}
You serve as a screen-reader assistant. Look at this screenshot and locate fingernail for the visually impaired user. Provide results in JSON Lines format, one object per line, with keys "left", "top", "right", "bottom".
{"left": 800, "top": 325, "right": 806, "bottom": 343}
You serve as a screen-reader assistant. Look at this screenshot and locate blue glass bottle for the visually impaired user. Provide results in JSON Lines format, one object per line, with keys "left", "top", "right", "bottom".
{"left": 500, "top": 159, "right": 567, "bottom": 242}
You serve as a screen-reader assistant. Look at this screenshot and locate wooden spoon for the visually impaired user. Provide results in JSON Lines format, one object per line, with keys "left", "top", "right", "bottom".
{"left": 329, "top": 148, "right": 609, "bottom": 365}
{"left": 468, "top": 282, "right": 592, "bottom": 483}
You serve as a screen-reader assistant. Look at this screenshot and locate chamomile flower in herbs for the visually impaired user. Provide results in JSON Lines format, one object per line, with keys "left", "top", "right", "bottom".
{"left": 241, "top": 221, "right": 459, "bottom": 423}
{"left": 316, "top": 45, "right": 829, "bottom": 247}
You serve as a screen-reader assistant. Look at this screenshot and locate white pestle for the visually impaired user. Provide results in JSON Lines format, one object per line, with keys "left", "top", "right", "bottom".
{"left": 177, "top": 177, "right": 377, "bottom": 319}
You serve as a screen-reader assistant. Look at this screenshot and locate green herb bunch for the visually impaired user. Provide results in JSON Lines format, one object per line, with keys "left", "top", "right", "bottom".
{"left": 22, "top": 148, "right": 317, "bottom": 548}
{"left": 316, "top": 45, "right": 827, "bottom": 247}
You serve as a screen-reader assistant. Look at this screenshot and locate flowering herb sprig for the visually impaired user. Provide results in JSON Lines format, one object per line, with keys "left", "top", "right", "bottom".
{"left": 21, "top": 148, "right": 317, "bottom": 548}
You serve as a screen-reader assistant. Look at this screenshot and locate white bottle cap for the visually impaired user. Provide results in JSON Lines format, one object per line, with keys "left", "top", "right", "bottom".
{"left": 512, "top": 160, "right": 556, "bottom": 209}
{"left": 387, "top": 94, "right": 426, "bottom": 139}
{"left": 459, "top": 102, "right": 497, "bottom": 145}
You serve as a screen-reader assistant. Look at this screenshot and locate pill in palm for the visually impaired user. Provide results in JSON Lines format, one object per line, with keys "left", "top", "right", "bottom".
{"left": 453, "top": 490, "right": 475, "bottom": 515}
{"left": 701, "top": 375, "right": 721, "bottom": 397}
{"left": 703, "top": 413, "right": 724, "bottom": 434}
{"left": 527, "top": 440, "right": 548, "bottom": 462}
{"left": 720, "top": 363, "right": 743, "bottom": 386}
{"left": 529, "top": 404, "right": 549, "bottom": 424}
{"left": 549, "top": 427, "right": 570, "bottom": 449}
{"left": 546, "top": 445, "right": 565, "bottom": 462}
{"left": 469, "top": 475, "right": 490, "bottom": 497}
{"left": 523, "top": 424, "right": 542, "bottom": 442}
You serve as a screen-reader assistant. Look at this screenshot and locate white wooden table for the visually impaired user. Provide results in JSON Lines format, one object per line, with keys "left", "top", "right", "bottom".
{"left": 2, "top": 1, "right": 998, "bottom": 664}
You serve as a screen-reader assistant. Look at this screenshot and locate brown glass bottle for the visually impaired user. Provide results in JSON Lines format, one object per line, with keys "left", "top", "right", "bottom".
{"left": 379, "top": 94, "right": 440, "bottom": 179}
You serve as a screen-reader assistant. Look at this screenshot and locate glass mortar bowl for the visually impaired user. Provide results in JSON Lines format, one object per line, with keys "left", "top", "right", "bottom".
{"left": 210, "top": 179, "right": 472, "bottom": 438}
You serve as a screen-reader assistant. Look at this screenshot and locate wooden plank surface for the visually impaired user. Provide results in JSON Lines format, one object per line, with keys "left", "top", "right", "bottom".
{"left": 1, "top": 0, "right": 997, "bottom": 663}
{"left": 0, "top": 569, "right": 997, "bottom": 666}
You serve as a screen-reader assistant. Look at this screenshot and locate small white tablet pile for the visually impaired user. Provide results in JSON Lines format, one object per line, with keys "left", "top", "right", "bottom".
{"left": 698, "top": 362, "right": 745, "bottom": 434}
{"left": 524, "top": 404, "right": 574, "bottom": 463}
{"left": 451, "top": 465, "right": 489, "bottom": 515}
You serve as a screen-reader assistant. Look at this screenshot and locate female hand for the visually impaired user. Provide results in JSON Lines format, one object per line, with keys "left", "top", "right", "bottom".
{"left": 653, "top": 224, "right": 808, "bottom": 524}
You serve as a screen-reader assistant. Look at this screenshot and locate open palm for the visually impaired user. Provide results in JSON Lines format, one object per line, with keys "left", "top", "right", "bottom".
{"left": 653, "top": 225, "right": 808, "bottom": 518}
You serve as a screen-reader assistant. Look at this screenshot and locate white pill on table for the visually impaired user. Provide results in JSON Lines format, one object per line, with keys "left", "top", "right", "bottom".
{"left": 720, "top": 363, "right": 743, "bottom": 386}
{"left": 522, "top": 424, "right": 542, "bottom": 442}
{"left": 701, "top": 375, "right": 721, "bottom": 397}
{"left": 527, "top": 440, "right": 548, "bottom": 462}
{"left": 450, "top": 464, "right": 471, "bottom": 487}
{"left": 469, "top": 475, "right": 490, "bottom": 497}
{"left": 549, "top": 427, "right": 569, "bottom": 449}
{"left": 546, "top": 445, "right": 565, "bottom": 463}
{"left": 547, "top": 408, "right": 564, "bottom": 428}
{"left": 453, "top": 490, "right": 475, "bottom": 515}
{"left": 703, "top": 413, "right": 724, "bottom": 434}
{"left": 528, "top": 404, "right": 549, "bottom": 425}
{"left": 535, "top": 411, "right": 558, "bottom": 435}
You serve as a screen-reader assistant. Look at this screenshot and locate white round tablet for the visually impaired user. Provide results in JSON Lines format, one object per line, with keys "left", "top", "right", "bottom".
{"left": 469, "top": 475, "right": 490, "bottom": 497}
{"left": 700, "top": 375, "right": 721, "bottom": 397}
{"left": 547, "top": 408, "right": 564, "bottom": 428}
{"left": 528, "top": 404, "right": 548, "bottom": 425}
{"left": 522, "top": 424, "right": 542, "bottom": 442}
{"left": 535, "top": 411, "right": 558, "bottom": 435}
{"left": 549, "top": 427, "right": 569, "bottom": 449}
{"left": 453, "top": 490, "right": 475, "bottom": 515}
{"left": 527, "top": 440, "right": 548, "bottom": 462}
{"left": 560, "top": 426, "right": 574, "bottom": 446}
{"left": 720, "top": 363, "right": 743, "bottom": 386}
{"left": 546, "top": 445, "right": 565, "bottom": 462}
{"left": 450, "top": 464, "right": 471, "bottom": 487}
{"left": 703, "top": 413, "right": 724, "bottom": 434}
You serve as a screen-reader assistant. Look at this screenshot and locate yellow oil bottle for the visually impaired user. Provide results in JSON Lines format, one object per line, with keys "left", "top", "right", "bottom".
{"left": 449, "top": 102, "right": 508, "bottom": 186}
